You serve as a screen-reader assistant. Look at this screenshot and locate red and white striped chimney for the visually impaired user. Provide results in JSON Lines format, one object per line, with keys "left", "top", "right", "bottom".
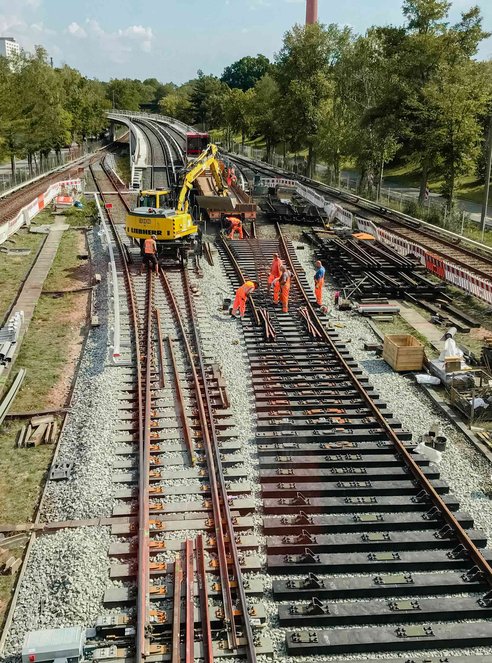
{"left": 306, "top": 0, "right": 318, "bottom": 24}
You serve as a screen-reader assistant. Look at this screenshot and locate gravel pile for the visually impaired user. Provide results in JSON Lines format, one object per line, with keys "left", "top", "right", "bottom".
{"left": 42, "top": 226, "right": 128, "bottom": 522}
{"left": 3, "top": 527, "right": 111, "bottom": 658}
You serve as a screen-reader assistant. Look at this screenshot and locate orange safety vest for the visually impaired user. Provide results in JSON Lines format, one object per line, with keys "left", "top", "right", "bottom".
{"left": 270, "top": 258, "right": 282, "bottom": 279}
{"left": 144, "top": 238, "right": 157, "bottom": 254}
{"left": 238, "top": 280, "right": 255, "bottom": 298}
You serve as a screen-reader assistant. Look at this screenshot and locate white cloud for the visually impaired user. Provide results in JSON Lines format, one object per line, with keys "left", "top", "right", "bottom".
{"left": 67, "top": 21, "right": 87, "bottom": 39}
{"left": 83, "top": 19, "right": 154, "bottom": 63}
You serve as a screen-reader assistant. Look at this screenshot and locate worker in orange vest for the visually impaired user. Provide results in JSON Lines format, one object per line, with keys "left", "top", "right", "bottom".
{"left": 231, "top": 280, "right": 258, "bottom": 318}
{"left": 314, "top": 260, "right": 326, "bottom": 306}
{"left": 267, "top": 253, "right": 283, "bottom": 292}
{"left": 140, "top": 234, "right": 159, "bottom": 274}
{"left": 227, "top": 216, "right": 243, "bottom": 240}
{"left": 272, "top": 265, "right": 292, "bottom": 313}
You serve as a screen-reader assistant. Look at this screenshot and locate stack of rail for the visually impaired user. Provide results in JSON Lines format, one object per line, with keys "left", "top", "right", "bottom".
{"left": 307, "top": 229, "right": 442, "bottom": 300}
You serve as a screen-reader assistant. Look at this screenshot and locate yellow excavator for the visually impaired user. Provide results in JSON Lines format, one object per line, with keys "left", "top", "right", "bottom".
{"left": 126, "top": 143, "right": 231, "bottom": 263}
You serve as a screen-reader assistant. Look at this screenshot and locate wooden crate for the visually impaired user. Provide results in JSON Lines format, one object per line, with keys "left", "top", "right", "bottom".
{"left": 383, "top": 334, "right": 424, "bottom": 372}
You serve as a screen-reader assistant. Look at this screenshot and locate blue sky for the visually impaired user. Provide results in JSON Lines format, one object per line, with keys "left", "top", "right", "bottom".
{"left": 1, "top": 0, "right": 491, "bottom": 83}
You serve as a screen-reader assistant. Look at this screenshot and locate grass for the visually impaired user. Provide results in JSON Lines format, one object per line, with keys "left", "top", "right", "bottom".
{"left": 43, "top": 230, "right": 89, "bottom": 291}
{"left": 115, "top": 155, "right": 131, "bottom": 186}
{"left": 384, "top": 161, "right": 485, "bottom": 206}
{"left": 0, "top": 231, "right": 46, "bottom": 323}
{"left": 5, "top": 292, "right": 87, "bottom": 412}
{"left": 0, "top": 215, "right": 89, "bottom": 627}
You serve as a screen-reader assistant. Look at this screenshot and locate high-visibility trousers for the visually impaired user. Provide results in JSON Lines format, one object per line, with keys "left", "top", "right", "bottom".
{"left": 315, "top": 278, "right": 324, "bottom": 305}
{"left": 229, "top": 224, "right": 243, "bottom": 240}
{"left": 232, "top": 292, "right": 247, "bottom": 317}
{"left": 280, "top": 281, "right": 291, "bottom": 313}
{"left": 273, "top": 280, "right": 281, "bottom": 303}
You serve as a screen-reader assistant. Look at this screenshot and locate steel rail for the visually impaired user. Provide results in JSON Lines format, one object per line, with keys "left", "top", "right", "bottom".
{"left": 159, "top": 270, "right": 257, "bottom": 661}
{"left": 274, "top": 221, "right": 492, "bottom": 586}
{"left": 181, "top": 269, "right": 258, "bottom": 662}
{"left": 137, "top": 269, "right": 153, "bottom": 661}
{"left": 158, "top": 271, "right": 237, "bottom": 647}
{"left": 166, "top": 335, "right": 196, "bottom": 465}
{"left": 185, "top": 539, "right": 194, "bottom": 662}
{"left": 89, "top": 159, "right": 149, "bottom": 659}
{"left": 196, "top": 534, "right": 214, "bottom": 663}
{"left": 220, "top": 238, "right": 260, "bottom": 326}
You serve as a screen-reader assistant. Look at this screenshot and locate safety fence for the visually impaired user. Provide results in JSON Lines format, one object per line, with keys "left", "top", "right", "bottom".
{"left": 262, "top": 175, "right": 492, "bottom": 306}
{"left": 0, "top": 178, "right": 82, "bottom": 245}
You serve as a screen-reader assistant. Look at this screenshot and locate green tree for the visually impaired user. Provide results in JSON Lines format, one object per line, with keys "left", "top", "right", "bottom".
{"left": 423, "top": 59, "right": 492, "bottom": 204}
{"left": 221, "top": 54, "right": 270, "bottom": 91}
{"left": 189, "top": 71, "right": 229, "bottom": 129}
{"left": 250, "top": 74, "right": 283, "bottom": 162}
{"left": 274, "top": 23, "right": 350, "bottom": 177}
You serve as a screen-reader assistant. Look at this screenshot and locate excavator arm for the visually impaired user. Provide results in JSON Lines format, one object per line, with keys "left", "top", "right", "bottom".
{"left": 176, "top": 144, "right": 228, "bottom": 213}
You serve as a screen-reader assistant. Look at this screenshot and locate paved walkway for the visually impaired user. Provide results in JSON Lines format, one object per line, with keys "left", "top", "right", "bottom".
{"left": 390, "top": 300, "right": 444, "bottom": 351}
{"left": 1, "top": 219, "right": 68, "bottom": 390}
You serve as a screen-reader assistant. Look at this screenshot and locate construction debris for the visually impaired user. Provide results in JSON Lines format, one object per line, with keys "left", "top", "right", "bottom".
{"left": 15, "top": 414, "right": 58, "bottom": 448}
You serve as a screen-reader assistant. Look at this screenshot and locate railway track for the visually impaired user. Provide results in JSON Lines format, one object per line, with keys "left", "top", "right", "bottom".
{"left": 89, "top": 158, "right": 266, "bottom": 660}
{"left": 229, "top": 153, "right": 492, "bottom": 282}
{"left": 219, "top": 225, "right": 492, "bottom": 658}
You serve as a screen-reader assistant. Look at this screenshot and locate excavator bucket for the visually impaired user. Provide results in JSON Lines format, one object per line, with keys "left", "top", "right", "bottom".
{"left": 195, "top": 195, "right": 236, "bottom": 211}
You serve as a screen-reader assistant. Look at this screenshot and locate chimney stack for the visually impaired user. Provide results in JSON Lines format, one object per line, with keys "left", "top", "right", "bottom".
{"left": 306, "top": 0, "right": 318, "bottom": 24}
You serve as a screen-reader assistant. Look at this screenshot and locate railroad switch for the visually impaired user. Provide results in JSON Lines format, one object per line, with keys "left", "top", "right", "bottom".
{"left": 373, "top": 572, "right": 414, "bottom": 585}
{"left": 395, "top": 625, "right": 434, "bottom": 638}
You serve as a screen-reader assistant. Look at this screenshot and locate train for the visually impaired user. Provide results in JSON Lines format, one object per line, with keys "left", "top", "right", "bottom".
{"left": 186, "top": 132, "right": 209, "bottom": 157}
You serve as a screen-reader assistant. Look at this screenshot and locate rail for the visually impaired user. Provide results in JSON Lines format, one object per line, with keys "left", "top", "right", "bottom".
{"left": 274, "top": 221, "right": 492, "bottom": 587}
{"left": 159, "top": 270, "right": 257, "bottom": 661}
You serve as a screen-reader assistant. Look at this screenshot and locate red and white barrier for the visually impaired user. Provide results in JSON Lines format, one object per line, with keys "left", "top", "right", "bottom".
{"left": 0, "top": 178, "right": 82, "bottom": 245}
{"left": 354, "top": 216, "right": 492, "bottom": 305}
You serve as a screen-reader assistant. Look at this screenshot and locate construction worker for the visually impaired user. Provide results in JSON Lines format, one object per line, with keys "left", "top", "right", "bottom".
{"left": 227, "top": 216, "right": 243, "bottom": 240}
{"left": 314, "top": 260, "right": 326, "bottom": 306}
{"left": 272, "top": 265, "right": 292, "bottom": 313}
{"left": 231, "top": 280, "right": 258, "bottom": 318}
{"left": 141, "top": 234, "right": 159, "bottom": 274}
{"left": 267, "top": 253, "right": 283, "bottom": 292}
